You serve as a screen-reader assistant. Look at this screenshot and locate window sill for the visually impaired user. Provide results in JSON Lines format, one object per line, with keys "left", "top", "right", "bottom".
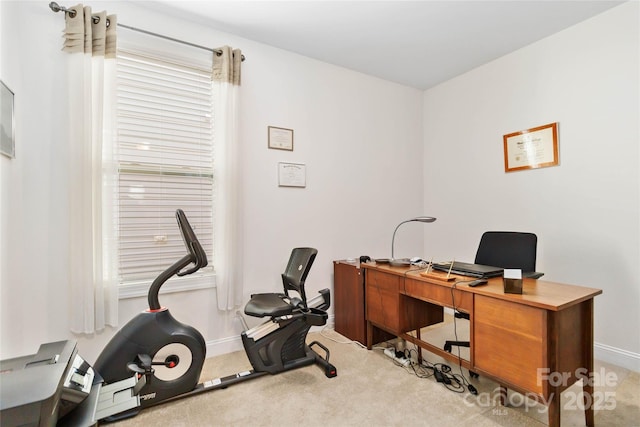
{"left": 118, "top": 272, "right": 216, "bottom": 300}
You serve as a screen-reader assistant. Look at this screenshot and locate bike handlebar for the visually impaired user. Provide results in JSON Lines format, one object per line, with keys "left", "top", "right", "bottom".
{"left": 148, "top": 209, "right": 209, "bottom": 310}
{"left": 176, "top": 209, "right": 208, "bottom": 274}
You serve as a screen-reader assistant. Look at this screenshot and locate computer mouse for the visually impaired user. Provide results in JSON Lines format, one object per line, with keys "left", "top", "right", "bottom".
{"left": 410, "top": 257, "right": 423, "bottom": 264}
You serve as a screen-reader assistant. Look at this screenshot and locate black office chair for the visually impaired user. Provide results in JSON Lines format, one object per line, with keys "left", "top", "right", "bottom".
{"left": 242, "top": 247, "right": 337, "bottom": 377}
{"left": 444, "top": 232, "right": 544, "bottom": 357}
{"left": 474, "top": 231, "right": 544, "bottom": 280}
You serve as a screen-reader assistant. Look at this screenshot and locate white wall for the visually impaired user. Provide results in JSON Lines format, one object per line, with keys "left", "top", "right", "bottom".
{"left": 1, "top": 0, "right": 73, "bottom": 359}
{"left": 423, "top": 1, "right": 639, "bottom": 371}
{"left": 2, "top": 0, "right": 637, "bottom": 372}
{"left": 0, "top": 1, "right": 424, "bottom": 362}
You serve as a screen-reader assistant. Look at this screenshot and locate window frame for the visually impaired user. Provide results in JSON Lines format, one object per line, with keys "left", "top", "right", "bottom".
{"left": 114, "top": 28, "right": 217, "bottom": 299}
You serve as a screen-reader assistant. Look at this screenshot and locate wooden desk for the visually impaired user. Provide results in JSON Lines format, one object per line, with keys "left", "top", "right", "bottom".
{"left": 362, "top": 263, "right": 602, "bottom": 427}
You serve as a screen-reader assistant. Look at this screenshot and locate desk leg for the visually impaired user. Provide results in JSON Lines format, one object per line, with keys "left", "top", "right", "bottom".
{"left": 498, "top": 385, "right": 507, "bottom": 406}
{"left": 366, "top": 321, "right": 373, "bottom": 350}
{"left": 416, "top": 327, "right": 422, "bottom": 364}
{"left": 548, "top": 393, "right": 561, "bottom": 427}
{"left": 583, "top": 299, "right": 595, "bottom": 427}
{"left": 583, "top": 381, "right": 595, "bottom": 427}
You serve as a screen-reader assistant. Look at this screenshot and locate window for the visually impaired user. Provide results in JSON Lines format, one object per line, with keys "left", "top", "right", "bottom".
{"left": 115, "top": 28, "right": 215, "bottom": 297}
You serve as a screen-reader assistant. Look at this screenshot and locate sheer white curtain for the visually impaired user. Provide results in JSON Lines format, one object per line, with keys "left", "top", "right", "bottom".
{"left": 63, "top": 5, "right": 118, "bottom": 333}
{"left": 212, "top": 47, "right": 243, "bottom": 310}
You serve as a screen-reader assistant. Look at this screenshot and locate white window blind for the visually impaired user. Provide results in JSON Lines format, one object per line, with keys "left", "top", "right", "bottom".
{"left": 116, "top": 28, "right": 215, "bottom": 288}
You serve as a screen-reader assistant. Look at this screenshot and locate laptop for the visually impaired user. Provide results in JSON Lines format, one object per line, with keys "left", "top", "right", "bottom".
{"left": 431, "top": 261, "right": 503, "bottom": 278}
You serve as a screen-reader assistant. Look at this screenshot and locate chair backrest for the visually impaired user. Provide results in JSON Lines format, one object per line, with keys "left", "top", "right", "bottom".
{"left": 474, "top": 231, "right": 538, "bottom": 273}
{"left": 281, "top": 247, "right": 318, "bottom": 307}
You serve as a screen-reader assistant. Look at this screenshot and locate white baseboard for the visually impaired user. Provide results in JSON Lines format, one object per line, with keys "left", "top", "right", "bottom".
{"left": 595, "top": 341, "right": 640, "bottom": 372}
{"left": 205, "top": 334, "right": 243, "bottom": 358}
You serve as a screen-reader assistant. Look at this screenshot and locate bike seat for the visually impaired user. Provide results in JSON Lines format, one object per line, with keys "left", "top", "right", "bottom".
{"left": 244, "top": 293, "right": 294, "bottom": 318}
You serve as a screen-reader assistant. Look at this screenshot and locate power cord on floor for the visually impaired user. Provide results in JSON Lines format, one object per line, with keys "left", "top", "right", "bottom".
{"left": 380, "top": 340, "right": 475, "bottom": 395}
{"left": 319, "top": 324, "right": 367, "bottom": 349}
{"left": 403, "top": 348, "right": 435, "bottom": 379}
{"left": 419, "top": 360, "right": 465, "bottom": 393}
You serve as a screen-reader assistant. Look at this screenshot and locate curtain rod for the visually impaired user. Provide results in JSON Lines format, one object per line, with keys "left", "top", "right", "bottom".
{"left": 49, "top": 2, "right": 246, "bottom": 61}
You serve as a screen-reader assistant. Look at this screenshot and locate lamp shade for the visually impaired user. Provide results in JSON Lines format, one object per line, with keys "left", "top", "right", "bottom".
{"left": 391, "top": 216, "right": 436, "bottom": 261}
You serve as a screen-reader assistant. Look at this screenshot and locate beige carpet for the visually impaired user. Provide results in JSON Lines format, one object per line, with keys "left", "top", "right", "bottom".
{"left": 111, "top": 326, "right": 639, "bottom": 427}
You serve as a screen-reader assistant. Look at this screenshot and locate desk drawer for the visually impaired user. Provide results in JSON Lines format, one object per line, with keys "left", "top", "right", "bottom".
{"left": 367, "top": 270, "right": 402, "bottom": 292}
{"left": 365, "top": 270, "right": 401, "bottom": 332}
{"left": 473, "top": 294, "right": 545, "bottom": 395}
{"left": 366, "top": 282, "right": 399, "bottom": 332}
{"left": 405, "top": 278, "right": 472, "bottom": 313}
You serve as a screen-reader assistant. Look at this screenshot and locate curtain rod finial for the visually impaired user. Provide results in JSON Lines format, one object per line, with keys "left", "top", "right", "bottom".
{"left": 49, "top": 1, "right": 77, "bottom": 18}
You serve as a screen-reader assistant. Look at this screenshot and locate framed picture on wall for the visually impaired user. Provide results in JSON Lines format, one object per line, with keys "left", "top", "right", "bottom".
{"left": 278, "top": 162, "right": 306, "bottom": 187}
{"left": 503, "top": 122, "right": 558, "bottom": 172}
{"left": 268, "top": 126, "right": 294, "bottom": 151}
{"left": 1, "top": 80, "right": 15, "bottom": 159}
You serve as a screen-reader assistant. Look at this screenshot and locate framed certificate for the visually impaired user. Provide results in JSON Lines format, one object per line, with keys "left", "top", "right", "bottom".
{"left": 503, "top": 122, "right": 558, "bottom": 172}
{"left": 268, "top": 126, "right": 293, "bottom": 151}
{"left": 278, "top": 162, "right": 306, "bottom": 187}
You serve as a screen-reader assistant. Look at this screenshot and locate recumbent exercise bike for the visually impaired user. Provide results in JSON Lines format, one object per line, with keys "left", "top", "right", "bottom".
{"left": 65, "top": 209, "right": 336, "bottom": 424}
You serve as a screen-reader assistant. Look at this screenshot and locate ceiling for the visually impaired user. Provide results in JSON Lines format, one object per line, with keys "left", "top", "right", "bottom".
{"left": 148, "top": 1, "right": 624, "bottom": 90}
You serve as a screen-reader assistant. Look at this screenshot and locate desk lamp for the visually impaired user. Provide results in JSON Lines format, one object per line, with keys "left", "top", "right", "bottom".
{"left": 390, "top": 216, "right": 436, "bottom": 266}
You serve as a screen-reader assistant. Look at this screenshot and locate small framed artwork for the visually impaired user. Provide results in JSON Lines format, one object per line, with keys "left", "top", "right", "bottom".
{"left": 503, "top": 122, "right": 558, "bottom": 172}
{"left": 268, "top": 126, "right": 293, "bottom": 151}
{"left": 1, "top": 80, "right": 15, "bottom": 159}
{"left": 278, "top": 162, "right": 306, "bottom": 188}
